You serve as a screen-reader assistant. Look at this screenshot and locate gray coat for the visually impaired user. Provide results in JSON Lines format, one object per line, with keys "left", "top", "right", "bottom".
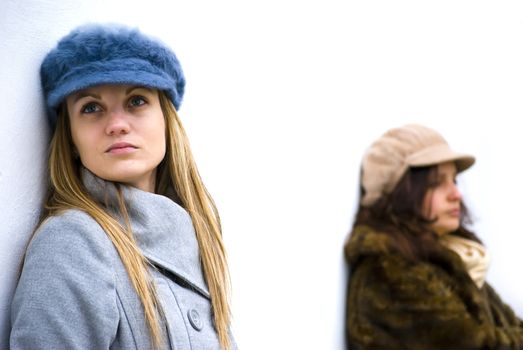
{"left": 10, "top": 170, "right": 235, "bottom": 349}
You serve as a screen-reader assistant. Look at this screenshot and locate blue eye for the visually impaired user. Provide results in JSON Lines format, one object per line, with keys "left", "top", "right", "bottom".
{"left": 129, "top": 96, "right": 146, "bottom": 107}
{"left": 81, "top": 103, "right": 101, "bottom": 114}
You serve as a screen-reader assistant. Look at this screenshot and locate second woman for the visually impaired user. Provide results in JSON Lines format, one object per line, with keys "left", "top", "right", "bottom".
{"left": 345, "top": 124, "right": 523, "bottom": 349}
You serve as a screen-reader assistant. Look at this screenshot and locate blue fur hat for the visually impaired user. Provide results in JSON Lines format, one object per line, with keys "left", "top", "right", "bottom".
{"left": 40, "top": 23, "right": 185, "bottom": 128}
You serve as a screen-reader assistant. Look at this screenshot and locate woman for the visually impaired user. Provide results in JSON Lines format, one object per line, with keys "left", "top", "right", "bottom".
{"left": 10, "top": 24, "right": 235, "bottom": 350}
{"left": 345, "top": 124, "right": 523, "bottom": 349}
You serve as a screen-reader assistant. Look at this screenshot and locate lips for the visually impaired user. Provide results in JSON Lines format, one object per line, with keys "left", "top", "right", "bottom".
{"left": 105, "top": 142, "right": 138, "bottom": 154}
{"left": 448, "top": 208, "right": 460, "bottom": 217}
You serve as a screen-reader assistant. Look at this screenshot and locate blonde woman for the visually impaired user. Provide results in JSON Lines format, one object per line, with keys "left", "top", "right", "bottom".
{"left": 10, "top": 24, "right": 235, "bottom": 350}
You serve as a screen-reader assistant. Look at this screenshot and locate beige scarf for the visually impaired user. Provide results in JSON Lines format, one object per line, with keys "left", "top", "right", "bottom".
{"left": 440, "top": 235, "right": 490, "bottom": 289}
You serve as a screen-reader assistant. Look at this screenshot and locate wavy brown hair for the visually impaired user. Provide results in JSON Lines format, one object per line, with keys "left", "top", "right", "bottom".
{"left": 353, "top": 165, "right": 480, "bottom": 261}
{"left": 38, "top": 91, "right": 231, "bottom": 349}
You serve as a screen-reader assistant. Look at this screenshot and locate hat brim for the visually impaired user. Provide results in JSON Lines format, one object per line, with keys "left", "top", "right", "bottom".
{"left": 407, "top": 144, "right": 475, "bottom": 173}
{"left": 45, "top": 58, "right": 181, "bottom": 128}
{"left": 48, "top": 71, "right": 174, "bottom": 108}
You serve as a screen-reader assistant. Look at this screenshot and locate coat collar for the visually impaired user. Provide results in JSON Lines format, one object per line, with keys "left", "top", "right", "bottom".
{"left": 345, "top": 224, "right": 476, "bottom": 291}
{"left": 346, "top": 224, "right": 488, "bottom": 320}
{"left": 345, "top": 225, "right": 394, "bottom": 265}
{"left": 81, "top": 168, "right": 210, "bottom": 299}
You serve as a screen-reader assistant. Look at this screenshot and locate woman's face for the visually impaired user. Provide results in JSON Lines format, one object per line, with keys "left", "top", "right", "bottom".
{"left": 422, "top": 162, "right": 462, "bottom": 236}
{"left": 66, "top": 84, "right": 166, "bottom": 192}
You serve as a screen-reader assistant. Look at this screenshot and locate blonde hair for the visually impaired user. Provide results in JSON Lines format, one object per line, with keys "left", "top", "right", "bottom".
{"left": 40, "top": 92, "right": 231, "bottom": 349}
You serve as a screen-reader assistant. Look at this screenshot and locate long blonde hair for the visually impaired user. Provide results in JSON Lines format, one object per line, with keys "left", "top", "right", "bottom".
{"left": 40, "top": 92, "right": 231, "bottom": 349}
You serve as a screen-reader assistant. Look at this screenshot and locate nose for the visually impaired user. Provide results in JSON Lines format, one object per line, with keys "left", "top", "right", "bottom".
{"left": 105, "top": 109, "right": 131, "bottom": 136}
{"left": 448, "top": 183, "right": 462, "bottom": 201}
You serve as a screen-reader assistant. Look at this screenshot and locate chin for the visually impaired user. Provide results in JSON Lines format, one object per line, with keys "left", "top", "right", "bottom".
{"left": 443, "top": 223, "right": 460, "bottom": 234}
{"left": 434, "top": 222, "right": 460, "bottom": 236}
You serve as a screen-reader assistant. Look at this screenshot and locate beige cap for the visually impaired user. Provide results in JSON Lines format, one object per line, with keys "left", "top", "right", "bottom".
{"left": 361, "top": 124, "right": 475, "bottom": 206}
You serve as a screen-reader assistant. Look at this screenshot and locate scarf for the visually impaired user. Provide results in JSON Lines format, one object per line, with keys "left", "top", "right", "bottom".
{"left": 440, "top": 234, "right": 490, "bottom": 289}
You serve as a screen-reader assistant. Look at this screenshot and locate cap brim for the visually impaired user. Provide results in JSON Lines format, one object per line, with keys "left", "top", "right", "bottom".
{"left": 407, "top": 144, "right": 475, "bottom": 173}
{"left": 48, "top": 70, "right": 173, "bottom": 109}
{"left": 45, "top": 67, "right": 176, "bottom": 128}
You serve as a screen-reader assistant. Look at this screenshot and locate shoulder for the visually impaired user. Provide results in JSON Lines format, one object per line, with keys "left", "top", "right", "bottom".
{"left": 349, "top": 252, "right": 464, "bottom": 316}
{"left": 34, "top": 209, "right": 106, "bottom": 240}
{"left": 28, "top": 209, "right": 115, "bottom": 259}
{"left": 11, "top": 210, "right": 121, "bottom": 349}
{"left": 22, "top": 209, "right": 119, "bottom": 282}
{"left": 348, "top": 253, "right": 466, "bottom": 331}
{"left": 345, "top": 225, "right": 404, "bottom": 269}
{"left": 16, "top": 208, "right": 119, "bottom": 304}
{"left": 346, "top": 225, "right": 457, "bottom": 281}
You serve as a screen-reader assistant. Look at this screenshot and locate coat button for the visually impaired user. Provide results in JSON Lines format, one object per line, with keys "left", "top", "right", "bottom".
{"left": 187, "top": 309, "right": 203, "bottom": 331}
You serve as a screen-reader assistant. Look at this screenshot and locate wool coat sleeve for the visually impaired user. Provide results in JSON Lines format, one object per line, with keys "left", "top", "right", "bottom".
{"left": 10, "top": 211, "right": 119, "bottom": 350}
{"left": 347, "top": 254, "right": 523, "bottom": 350}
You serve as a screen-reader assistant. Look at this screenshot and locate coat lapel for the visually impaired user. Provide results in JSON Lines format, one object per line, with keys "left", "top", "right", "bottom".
{"left": 82, "top": 169, "right": 210, "bottom": 299}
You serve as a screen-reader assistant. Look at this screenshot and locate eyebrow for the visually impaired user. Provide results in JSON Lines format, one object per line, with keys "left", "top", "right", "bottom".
{"left": 126, "top": 86, "right": 154, "bottom": 95}
{"left": 71, "top": 86, "right": 155, "bottom": 104}
{"left": 72, "top": 91, "right": 101, "bottom": 103}
{"left": 438, "top": 170, "right": 457, "bottom": 180}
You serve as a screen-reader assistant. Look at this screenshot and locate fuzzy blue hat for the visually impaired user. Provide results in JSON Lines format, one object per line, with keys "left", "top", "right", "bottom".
{"left": 40, "top": 23, "right": 185, "bottom": 128}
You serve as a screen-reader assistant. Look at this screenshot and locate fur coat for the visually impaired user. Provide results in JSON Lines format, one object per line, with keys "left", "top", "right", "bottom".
{"left": 345, "top": 225, "right": 523, "bottom": 349}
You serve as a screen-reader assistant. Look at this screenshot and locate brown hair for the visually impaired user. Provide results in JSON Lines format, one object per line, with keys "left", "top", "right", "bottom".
{"left": 37, "top": 91, "right": 231, "bottom": 349}
{"left": 354, "top": 165, "right": 480, "bottom": 261}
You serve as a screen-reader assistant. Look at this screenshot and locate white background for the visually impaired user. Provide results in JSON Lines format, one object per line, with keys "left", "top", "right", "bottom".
{"left": 1, "top": 1, "right": 523, "bottom": 349}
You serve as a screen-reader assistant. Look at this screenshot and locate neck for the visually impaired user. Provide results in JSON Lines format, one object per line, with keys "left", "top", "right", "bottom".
{"left": 126, "top": 170, "right": 157, "bottom": 193}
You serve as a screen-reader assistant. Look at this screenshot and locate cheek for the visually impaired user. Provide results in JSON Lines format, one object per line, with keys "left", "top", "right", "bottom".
{"left": 69, "top": 121, "right": 83, "bottom": 151}
{"left": 422, "top": 192, "right": 434, "bottom": 219}
{"left": 153, "top": 115, "right": 166, "bottom": 154}
{"left": 140, "top": 115, "right": 167, "bottom": 162}
{"left": 70, "top": 122, "right": 99, "bottom": 157}
{"left": 155, "top": 132, "right": 167, "bottom": 158}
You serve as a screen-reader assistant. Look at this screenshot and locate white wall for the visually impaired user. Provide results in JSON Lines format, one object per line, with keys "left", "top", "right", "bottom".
{"left": 1, "top": 1, "right": 523, "bottom": 349}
